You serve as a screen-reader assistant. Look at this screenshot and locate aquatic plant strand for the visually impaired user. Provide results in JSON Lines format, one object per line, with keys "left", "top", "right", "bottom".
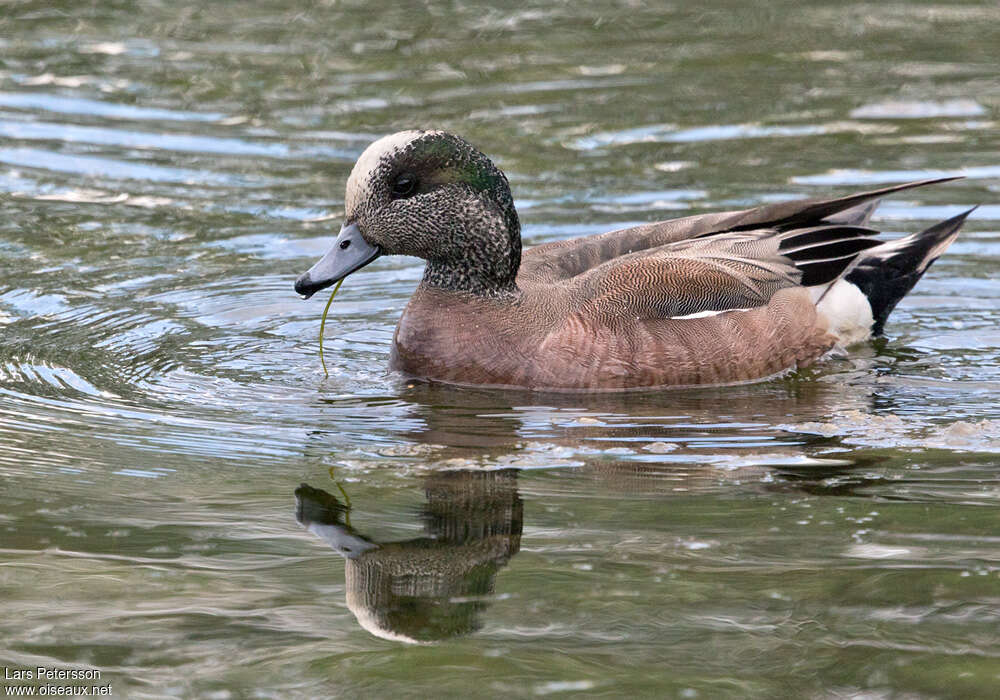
{"left": 318, "top": 278, "right": 344, "bottom": 378}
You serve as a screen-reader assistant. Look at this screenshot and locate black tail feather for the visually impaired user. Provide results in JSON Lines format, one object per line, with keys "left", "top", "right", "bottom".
{"left": 846, "top": 207, "right": 975, "bottom": 335}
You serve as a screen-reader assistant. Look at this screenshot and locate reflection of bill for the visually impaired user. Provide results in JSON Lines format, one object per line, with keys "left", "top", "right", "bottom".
{"left": 295, "top": 470, "right": 522, "bottom": 644}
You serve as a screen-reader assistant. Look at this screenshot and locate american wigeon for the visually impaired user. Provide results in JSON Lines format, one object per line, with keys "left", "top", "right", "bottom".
{"left": 294, "top": 130, "right": 972, "bottom": 392}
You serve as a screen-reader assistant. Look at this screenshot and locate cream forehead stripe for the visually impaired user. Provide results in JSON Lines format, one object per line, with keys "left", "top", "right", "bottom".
{"left": 344, "top": 130, "right": 444, "bottom": 216}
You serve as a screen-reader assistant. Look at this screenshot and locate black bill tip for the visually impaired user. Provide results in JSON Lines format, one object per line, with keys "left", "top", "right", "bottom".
{"left": 294, "top": 271, "right": 328, "bottom": 299}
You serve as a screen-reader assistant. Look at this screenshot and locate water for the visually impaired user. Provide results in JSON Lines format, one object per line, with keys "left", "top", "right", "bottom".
{"left": 1, "top": 1, "right": 998, "bottom": 697}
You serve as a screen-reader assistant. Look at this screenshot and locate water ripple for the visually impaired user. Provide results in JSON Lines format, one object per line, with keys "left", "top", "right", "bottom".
{"left": 792, "top": 165, "right": 1000, "bottom": 186}
{"left": 0, "top": 146, "right": 274, "bottom": 186}
{"left": 568, "top": 121, "right": 894, "bottom": 150}
{"left": 0, "top": 1, "right": 998, "bottom": 694}
{"left": 0, "top": 91, "right": 226, "bottom": 122}
{"left": 0, "top": 118, "right": 357, "bottom": 160}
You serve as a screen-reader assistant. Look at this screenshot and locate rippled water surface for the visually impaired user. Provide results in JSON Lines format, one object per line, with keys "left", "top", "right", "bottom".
{"left": 2, "top": 1, "right": 999, "bottom": 697}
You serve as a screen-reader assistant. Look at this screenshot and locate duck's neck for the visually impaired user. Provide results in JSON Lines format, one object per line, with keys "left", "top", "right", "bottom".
{"left": 421, "top": 218, "right": 522, "bottom": 299}
{"left": 422, "top": 260, "right": 520, "bottom": 298}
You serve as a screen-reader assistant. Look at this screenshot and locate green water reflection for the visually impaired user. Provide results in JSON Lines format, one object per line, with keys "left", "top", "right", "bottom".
{"left": 1, "top": 0, "right": 998, "bottom": 697}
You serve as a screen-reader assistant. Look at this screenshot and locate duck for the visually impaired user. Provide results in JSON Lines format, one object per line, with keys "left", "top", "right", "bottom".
{"left": 294, "top": 130, "right": 972, "bottom": 392}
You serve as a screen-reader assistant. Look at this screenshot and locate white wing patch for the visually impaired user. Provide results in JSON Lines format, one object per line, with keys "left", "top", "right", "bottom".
{"left": 670, "top": 307, "right": 753, "bottom": 320}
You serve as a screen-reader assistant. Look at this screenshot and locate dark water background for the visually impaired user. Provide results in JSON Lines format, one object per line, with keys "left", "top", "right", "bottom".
{"left": 1, "top": 1, "right": 998, "bottom": 697}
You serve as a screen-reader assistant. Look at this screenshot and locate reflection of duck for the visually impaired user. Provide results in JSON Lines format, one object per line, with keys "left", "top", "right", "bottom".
{"left": 295, "top": 470, "right": 521, "bottom": 644}
{"left": 396, "top": 368, "right": 877, "bottom": 448}
{"left": 386, "top": 378, "right": 892, "bottom": 498}
{"left": 295, "top": 130, "right": 971, "bottom": 391}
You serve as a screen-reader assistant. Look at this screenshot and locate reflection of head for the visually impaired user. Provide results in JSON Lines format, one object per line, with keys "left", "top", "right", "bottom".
{"left": 295, "top": 469, "right": 521, "bottom": 644}
{"left": 295, "top": 484, "right": 377, "bottom": 558}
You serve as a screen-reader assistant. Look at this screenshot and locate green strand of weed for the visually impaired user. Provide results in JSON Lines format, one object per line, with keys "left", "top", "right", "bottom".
{"left": 318, "top": 278, "right": 344, "bottom": 378}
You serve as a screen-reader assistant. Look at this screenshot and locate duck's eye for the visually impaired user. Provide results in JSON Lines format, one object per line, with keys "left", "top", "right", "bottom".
{"left": 390, "top": 173, "right": 418, "bottom": 199}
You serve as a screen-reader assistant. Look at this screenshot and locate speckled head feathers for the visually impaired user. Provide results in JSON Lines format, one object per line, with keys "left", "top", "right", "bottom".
{"left": 344, "top": 130, "right": 521, "bottom": 296}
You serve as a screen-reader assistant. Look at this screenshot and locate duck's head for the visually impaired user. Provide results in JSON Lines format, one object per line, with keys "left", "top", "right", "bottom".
{"left": 294, "top": 130, "right": 521, "bottom": 299}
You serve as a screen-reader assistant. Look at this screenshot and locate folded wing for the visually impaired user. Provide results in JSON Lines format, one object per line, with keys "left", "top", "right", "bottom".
{"left": 571, "top": 224, "right": 884, "bottom": 321}
{"left": 519, "top": 177, "right": 959, "bottom": 285}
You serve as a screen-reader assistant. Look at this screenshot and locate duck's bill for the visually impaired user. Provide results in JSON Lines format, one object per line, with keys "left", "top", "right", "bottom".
{"left": 294, "top": 222, "right": 381, "bottom": 298}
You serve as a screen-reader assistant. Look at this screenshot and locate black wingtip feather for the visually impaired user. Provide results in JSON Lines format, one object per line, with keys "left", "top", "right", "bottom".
{"left": 778, "top": 225, "right": 880, "bottom": 251}
{"left": 784, "top": 237, "right": 882, "bottom": 263}
{"left": 727, "top": 176, "right": 965, "bottom": 233}
{"left": 776, "top": 224, "right": 884, "bottom": 286}
{"left": 797, "top": 253, "right": 867, "bottom": 287}
{"left": 822, "top": 200, "right": 879, "bottom": 227}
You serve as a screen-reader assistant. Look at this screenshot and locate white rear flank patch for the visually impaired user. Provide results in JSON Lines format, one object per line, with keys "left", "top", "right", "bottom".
{"left": 815, "top": 279, "right": 874, "bottom": 346}
{"left": 670, "top": 307, "right": 753, "bottom": 320}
